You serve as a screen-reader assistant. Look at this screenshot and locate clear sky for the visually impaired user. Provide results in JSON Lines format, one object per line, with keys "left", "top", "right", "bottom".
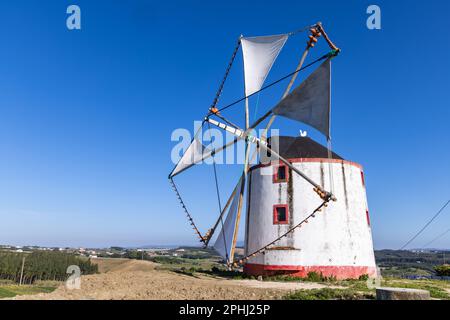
{"left": 0, "top": 1, "right": 449, "bottom": 249}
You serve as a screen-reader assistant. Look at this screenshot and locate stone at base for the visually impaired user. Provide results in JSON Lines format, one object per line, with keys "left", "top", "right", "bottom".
{"left": 376, "top": 287, "right": 430, "bottom": 300}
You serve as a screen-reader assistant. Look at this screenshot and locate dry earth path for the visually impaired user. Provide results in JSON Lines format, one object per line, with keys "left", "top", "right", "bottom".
{"left": 12, "top": 258, "right": 338, "bottom": 300}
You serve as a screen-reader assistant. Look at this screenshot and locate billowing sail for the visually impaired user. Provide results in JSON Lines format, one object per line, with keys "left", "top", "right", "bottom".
{"left": 169, "top": 137, "right": 211, "bottom": 178}
{"left": 213, "top": 176, "right": 243, "bottom": 263}
{"left": 241, "top": 34, "right": 289, "bottom": 97}
{"left": 272, "top": 58, "right": 331, "bottom": 138}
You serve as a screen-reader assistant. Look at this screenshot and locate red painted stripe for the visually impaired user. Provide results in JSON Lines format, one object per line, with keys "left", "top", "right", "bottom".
{"left": 244, "top": 263, "right": 377, "bottom": 280}
{"left": 366, "top": 209, "right": 371, "bottom": 226}
{"left": 250, "top": 158, "right": 363, "bottom": 172}
{"left": 361, "top": 170, "right": 366, "bottom": 187}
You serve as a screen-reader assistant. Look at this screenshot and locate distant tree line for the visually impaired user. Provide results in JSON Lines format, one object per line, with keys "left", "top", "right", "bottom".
{"left": 0, "top": 251, "right": 98, "bottom": 284}
{"left": 375, "top": 250, "right": 448, "bottom": 274}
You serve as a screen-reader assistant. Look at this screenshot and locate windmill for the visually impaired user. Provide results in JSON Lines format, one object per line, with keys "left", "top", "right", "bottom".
{"left": 169, "top": 23, "right": 377, "bottom": 279}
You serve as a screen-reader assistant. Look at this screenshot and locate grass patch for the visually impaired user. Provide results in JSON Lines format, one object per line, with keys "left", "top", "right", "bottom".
{"left": 383, "top": 278, "right": 449, "bottom": 300}
{"left": 284, "top": 288, "right": 375, "bottom": 300}
{"left": 0, "top": 285, "right": 56, "bottom": 299}
{"left": 151, "top": 256, "right": 221, "bottom": 272}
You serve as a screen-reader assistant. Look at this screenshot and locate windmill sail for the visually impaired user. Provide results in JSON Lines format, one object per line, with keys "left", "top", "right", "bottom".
{"left": 169, "top": 137, "right": 211, "bottom": 178}
{"left": 272, "top": 58, "right": 331, "bottom": 138}
{"left": 241, "top": 34, "right": 289, "bottom": 97}
{"left": 213, "top": 175, "right": 244, "bottom": 263}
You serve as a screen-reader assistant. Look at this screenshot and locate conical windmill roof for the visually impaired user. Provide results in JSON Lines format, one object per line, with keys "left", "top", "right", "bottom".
{"left": 266, "top": 136, "right": 343, "bottom": 160}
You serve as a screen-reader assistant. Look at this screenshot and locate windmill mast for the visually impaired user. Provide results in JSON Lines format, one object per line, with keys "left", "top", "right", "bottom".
{"left": 230, "top": 35, "right": 250, "bottom": 263}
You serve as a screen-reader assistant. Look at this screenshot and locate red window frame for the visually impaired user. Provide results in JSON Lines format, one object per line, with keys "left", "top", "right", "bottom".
{"left": 361, "top": 171, "right": 366, "bottom": 187}
{"left": 273, "top": 163, "right": 289, "bottom": 183}
{"left": 366, "top": 209, "right": 371, "bottom": 226}
{"left": 273, "top": 205, "right": 289, "bottom": 225}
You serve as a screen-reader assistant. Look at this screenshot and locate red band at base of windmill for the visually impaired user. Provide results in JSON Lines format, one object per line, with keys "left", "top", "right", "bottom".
{"left": 244, "top": 263, "right": 377, "bottom": 279}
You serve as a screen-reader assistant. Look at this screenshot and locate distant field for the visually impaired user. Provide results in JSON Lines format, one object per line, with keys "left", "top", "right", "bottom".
{"left": 0, "top": 283, "right": 57, "bottom": 299}
{"left": 92, "top": 258, "right": 131, "bottom": 273}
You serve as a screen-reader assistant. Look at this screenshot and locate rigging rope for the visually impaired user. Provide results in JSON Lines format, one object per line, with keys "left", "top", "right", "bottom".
{"left": 288, "top": 24, "right": 319, "bottom": 36}
{"left": 210, "top": 38, "right": 242, "bottom": 110}
{"left": 207, "top": 120, "right": 229, "bottom": 262}
{"left": 252, "top": 92, "right": 261, "bottom": 123}
{"left": 169, "top": 120, "right": 209, "bottom": 245}
{"left": 169, "top": 178, "right": 206, "bottom": 245}
{"left": 232, "top": 199, "right": 331, "bottom": 267}
{"left": 216, "top": 51, "right": 336, "bottom": 114}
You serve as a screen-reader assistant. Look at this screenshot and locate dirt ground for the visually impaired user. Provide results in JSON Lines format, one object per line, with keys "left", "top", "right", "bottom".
{"left": 12, "top": 258, "right": 337, "bottom": 300}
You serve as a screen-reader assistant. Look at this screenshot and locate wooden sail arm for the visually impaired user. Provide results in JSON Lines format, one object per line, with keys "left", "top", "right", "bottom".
{"left": 230, "top": 176, "right": 245, "bottom": 262}
{"left": 316, "top": 22, "right": 340, "bottom": 53}
{"left": 205, "top": 118, "right": 336, "bottom": 202}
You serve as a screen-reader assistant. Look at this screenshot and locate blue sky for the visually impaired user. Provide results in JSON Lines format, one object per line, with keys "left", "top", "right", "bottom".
{"left": 0, "top": 1, "right": 449, "bottom": 249}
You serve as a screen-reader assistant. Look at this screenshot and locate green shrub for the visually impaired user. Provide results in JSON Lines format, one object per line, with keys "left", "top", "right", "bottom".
{"left": 284, "top": 288, "right": 375, "bottom": 300}
{"left": 148, "top": 256, "right": 185, "bottom": 264}
{"left": 306, "top": 271, "right": 323, "bottom": 282}
{"left": 305, "top": 271, "right": 337, "bottom": 282}
{"left": 434, "top": 265, "right": 450, "bottom": 277}
{"left": 358, "top": 274, "right": 369, "bottom": 281}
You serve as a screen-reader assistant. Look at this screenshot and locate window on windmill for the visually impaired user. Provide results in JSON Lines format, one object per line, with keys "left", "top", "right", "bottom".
{"left": 278, "top": 166, "right": 286, "bottom": 180}
{"left": 273, "top": 165, "right": 288, "bottom": 183}
{"left": 274, "top": 205, "right": 288, "bottom": 224}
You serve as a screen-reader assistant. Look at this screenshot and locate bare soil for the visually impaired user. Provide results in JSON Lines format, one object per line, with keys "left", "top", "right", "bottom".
{"left": 12, "top": 258, "right": 336, "bottom": 300}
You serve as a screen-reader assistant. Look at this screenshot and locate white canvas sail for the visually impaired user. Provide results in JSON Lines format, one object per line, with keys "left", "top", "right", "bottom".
{"left": 241, "top": 34, "right": 289, "bottom": 97}
{"left": 272, "top": 58, "right": 331, "bottom": 138}
{"left": 170, "top": 137, "right": 211, "bottom": 178}
{"left": 213, "top": 176, "right": 244, "bottom": 263}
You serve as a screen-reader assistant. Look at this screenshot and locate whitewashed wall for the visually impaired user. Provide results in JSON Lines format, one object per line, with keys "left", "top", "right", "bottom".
{"left": 244, "top": 159, "right": 377, "bottom": 278}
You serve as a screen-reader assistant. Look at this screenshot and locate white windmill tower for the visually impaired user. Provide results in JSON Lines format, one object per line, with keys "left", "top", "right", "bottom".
{"left": 169, "top": 22, "right": 377, "bottom": 279}
{"left": 244, "top": 136, "right": 377, "bottom": 279}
